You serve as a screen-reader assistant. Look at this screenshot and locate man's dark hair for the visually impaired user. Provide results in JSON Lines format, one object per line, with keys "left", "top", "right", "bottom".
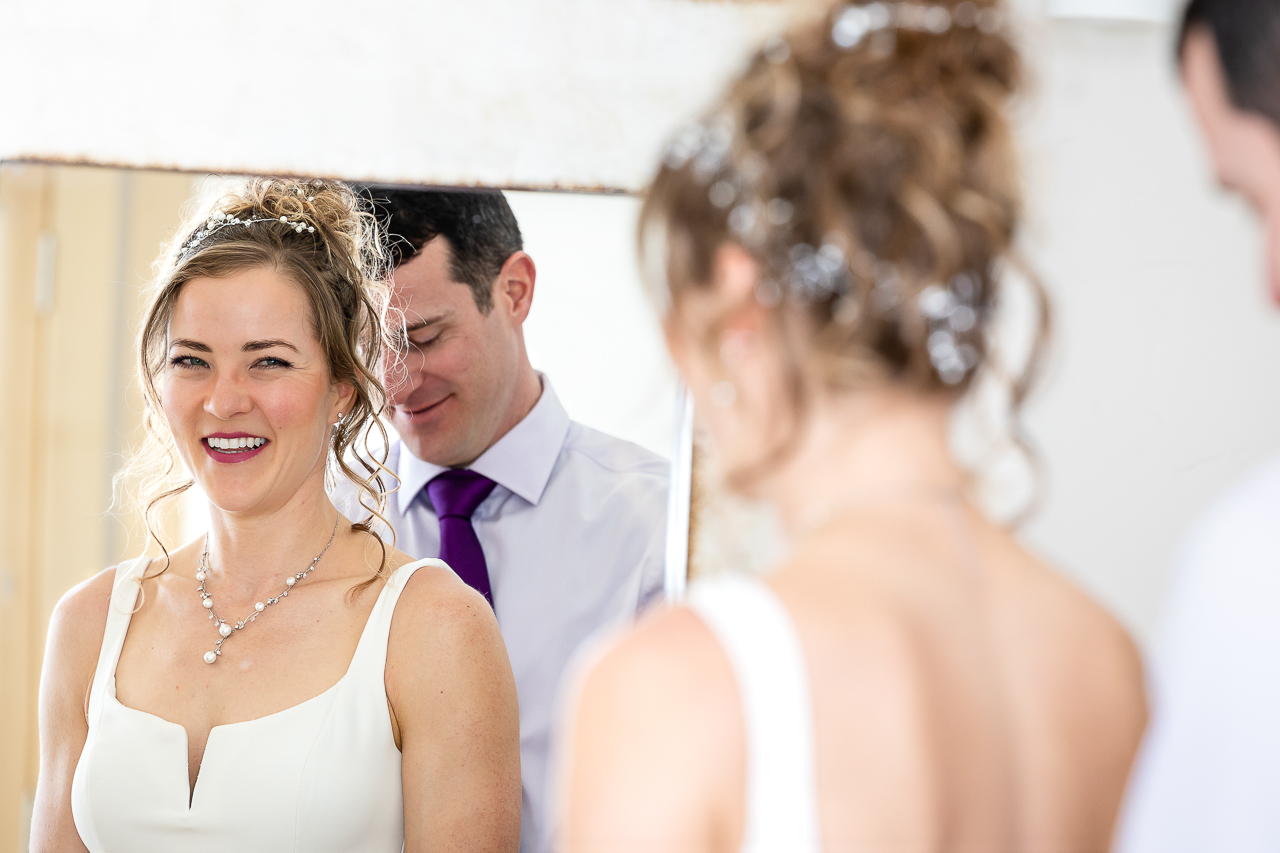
{"left": 1178, "top": 0, "right": 1280, "bottom": 130}
{"left": 358, "top": 186, "right": 523, "bottom": 314}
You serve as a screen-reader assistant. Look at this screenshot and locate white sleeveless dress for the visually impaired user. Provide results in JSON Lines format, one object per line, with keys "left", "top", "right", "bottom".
{"left": 71, "top": 555, "right": 442, "bottom": 853}
{"left": 686, "top": 573, "right": 823, "bottom": 853}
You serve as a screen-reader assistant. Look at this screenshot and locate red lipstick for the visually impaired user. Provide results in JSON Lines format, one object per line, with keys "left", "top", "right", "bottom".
{"left": 202, "top": 432, "right": 269, "bottom": 464}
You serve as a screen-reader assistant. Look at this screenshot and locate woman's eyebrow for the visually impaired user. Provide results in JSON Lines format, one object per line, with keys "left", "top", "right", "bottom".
{"left": 169, "top": 339, "right": 211, "bottom": 352}
{"left": 243, "top": 339, "right": 300, "bottom": 353}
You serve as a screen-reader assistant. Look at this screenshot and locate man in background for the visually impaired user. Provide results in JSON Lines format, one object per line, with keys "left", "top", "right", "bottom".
{"left": 1116, "top": 1, "right": 1280, "bottom": 850}
{"left": 338, "top": 187, "right": 668, "bottom": 853}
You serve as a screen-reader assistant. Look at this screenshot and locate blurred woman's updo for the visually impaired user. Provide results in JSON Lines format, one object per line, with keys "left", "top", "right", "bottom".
{"left": 641, "top": 0, "right": 1037, "bottom": 400}
{"left": 126, "top": 177, "right": 397, "bottom": 576}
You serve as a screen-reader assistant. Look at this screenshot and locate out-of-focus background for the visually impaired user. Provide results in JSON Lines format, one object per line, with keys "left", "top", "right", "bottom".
{"left": 3, "top": 0, "right": 1280, "bottom": 850}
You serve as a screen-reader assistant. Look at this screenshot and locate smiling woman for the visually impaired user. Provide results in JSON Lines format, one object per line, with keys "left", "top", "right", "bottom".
{"left": 27, "top": 178, "right": 523, "bottom": 853}
{"left": 128, "top": 180, "right": 395, "bottom": 569}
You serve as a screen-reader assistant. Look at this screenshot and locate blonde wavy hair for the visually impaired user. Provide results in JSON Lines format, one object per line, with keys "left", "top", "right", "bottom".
{"left": 640, "top": 0, "right": 1048, "bottom": 506}
{"left": 119, "top": 177, "right": 399, "bottom": 583}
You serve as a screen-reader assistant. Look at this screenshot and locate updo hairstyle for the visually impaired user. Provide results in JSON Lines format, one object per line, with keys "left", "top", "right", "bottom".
{"left": 641, "top": 0, "right": 1048, "bottom": 489}
{"left": 125, "top": 177, "right": 397, "bottom": 579}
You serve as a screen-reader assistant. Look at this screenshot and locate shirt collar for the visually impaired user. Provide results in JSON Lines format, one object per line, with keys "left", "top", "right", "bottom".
{"left": 396, "top": 375, "right": 571, "bottom": 515}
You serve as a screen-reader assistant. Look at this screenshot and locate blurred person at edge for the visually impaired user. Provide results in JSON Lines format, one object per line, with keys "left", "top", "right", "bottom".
{"left": 332, "top": 188, "right": 668, "bottom": 853}
{"left": 1115, "top": 2, "right": 1280, "bottom": 851}
{"left": 30, "top": 179, "right": 521, "bottom": 853}
{"left": 555, "top": 2, "right": 1148, "bottom": 852}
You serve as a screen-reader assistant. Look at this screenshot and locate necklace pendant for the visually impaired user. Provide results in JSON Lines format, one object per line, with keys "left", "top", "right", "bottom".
{"left": 192, "top": 513, "right": 338, "bottom": 671}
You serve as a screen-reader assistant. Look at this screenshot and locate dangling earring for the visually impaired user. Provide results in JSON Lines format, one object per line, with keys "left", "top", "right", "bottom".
{"left": 333, "top": 412, "right": 344, "bottom": 427}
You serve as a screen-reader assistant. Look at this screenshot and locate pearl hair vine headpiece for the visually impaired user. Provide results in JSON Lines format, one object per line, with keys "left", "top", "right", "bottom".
{"left": 659, "top": 2, "right": 1005, "bottom": 386}
{"left": 178, "top": 184, "right": 326, "bottom": 256}
{"left": 179, "top": 212, "right": 317, "bottom": 256}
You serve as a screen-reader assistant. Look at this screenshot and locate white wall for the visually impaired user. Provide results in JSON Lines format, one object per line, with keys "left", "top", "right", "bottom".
{"left": 510, "top": 191, "right": 679, "bottom": 461}
{"left": 0, "top": 0, "right": 787, "bottom": 192}
{"left": 1015, "top": 17, "right": 1280, "bottom": 645}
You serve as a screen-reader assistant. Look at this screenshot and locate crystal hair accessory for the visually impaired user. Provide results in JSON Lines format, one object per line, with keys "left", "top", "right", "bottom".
{"left": 787, "top": 242, "right": 850, "bottom": 301}
{"left": 831, "top": 1, "right": 1005, "bottom": 51}
{"left": 919, "top": 272, "right": 984, "bottom": 384}
{"left": 179, "top": 210, "right": 317, "bottom": 256}
{"left": 658, "top": 2, "right": 1004, "bottom": 388}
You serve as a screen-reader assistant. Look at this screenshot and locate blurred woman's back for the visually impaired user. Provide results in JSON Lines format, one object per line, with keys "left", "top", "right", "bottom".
{"left": 558, "top": 3, "right": 1146, "bottom": 851}
{"left": 773, "top": 488, "right": 1142, "bottom": 850}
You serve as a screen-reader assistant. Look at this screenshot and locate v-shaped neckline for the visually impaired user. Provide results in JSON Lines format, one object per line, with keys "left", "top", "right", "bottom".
{"left": 103, "top": 558, "right": 425, "bottom": 808}
{"left": 108, "top": 673, "right": 348, "bottom": 808}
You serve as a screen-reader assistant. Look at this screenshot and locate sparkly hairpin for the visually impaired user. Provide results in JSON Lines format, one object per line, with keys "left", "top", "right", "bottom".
{"left": 831, "top": 1, "right": 1005, "bottom": 50}
{"left": 179, "top": 211, "right": 317, "bottom": 256}
{"left": 658, "top": 3, "right": 1004, "bottom": 387}
{"left": 919, "top": 272, "right": 984, "bottom": 384}
{"left": 665, "top": 120, "right": 990, "bottom": 384}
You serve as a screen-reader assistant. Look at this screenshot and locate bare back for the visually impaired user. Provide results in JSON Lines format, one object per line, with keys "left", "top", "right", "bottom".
{"left": 562, "top": 499, "right": 1146, "bottom": 853}
{"left": 766, "top": 501, "right": 1146, "bottom": 852}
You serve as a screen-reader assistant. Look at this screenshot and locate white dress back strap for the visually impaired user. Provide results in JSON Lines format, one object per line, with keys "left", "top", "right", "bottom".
{"left": 687, "top": 573, "right": 822, "bottom": 853}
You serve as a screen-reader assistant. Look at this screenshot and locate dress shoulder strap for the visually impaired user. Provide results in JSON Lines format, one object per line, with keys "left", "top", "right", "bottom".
{"left": 346, "top": 558, "right": 448, "bottom": 678}
{"left": 687, "top": 573, "right": 822, "bottom": 853}
{"left": 86, "top": 556, "right": 151, "bottom": 724}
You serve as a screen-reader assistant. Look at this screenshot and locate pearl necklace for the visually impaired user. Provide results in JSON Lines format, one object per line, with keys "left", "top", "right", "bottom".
{"left": 196, "top": 513, "right": 339, "bottom": 665}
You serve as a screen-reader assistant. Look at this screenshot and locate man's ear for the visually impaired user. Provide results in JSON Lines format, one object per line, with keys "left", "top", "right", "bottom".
{"left": 495, "top": 251, "right": 536, "bottom": 323}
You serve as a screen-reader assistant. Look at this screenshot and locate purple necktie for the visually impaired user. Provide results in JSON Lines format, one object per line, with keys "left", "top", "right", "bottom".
{"left": 426, "top": 469, "right": 498, "bottom": 608}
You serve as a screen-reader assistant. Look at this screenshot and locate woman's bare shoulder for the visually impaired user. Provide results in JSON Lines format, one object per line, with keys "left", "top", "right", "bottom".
{"left": 385, "top": 558, "right": 505, "bottom": 672}
{"left": 998, "top": 537, "right": 1142, "bottom": 665}
{"left": 576, "top": 602, "right": 742, "bottom": 760}
{"left": 53, "top": 567, "right": 119, "bottom": 633}
{"left": 988, "top": 534, "right": 1146, "bottom": 724}
{"left": 45, "top": 566, "right": 123, "bottom": 681}
{"left": 591, "top": 603, "right": 729, "bottom": 695}
{"left": 383, "top": 555, "right": 518, "bottom": 744}
{"left": 564, "top": 602, "right": 744, "bottom": 838}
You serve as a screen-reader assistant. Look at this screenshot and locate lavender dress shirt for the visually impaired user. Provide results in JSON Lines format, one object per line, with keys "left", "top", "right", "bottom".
{"left": 332, "top": 378, "right": 668, "bottom": 853}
